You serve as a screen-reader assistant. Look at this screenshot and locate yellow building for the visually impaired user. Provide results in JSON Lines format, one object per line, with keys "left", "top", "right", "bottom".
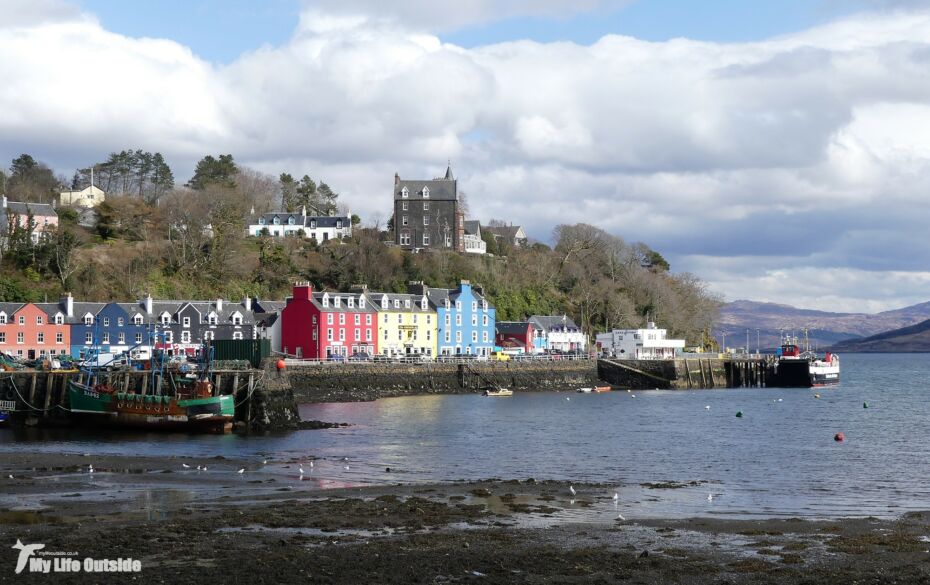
{"left": 59, "top": 185, "right": 106, "bottom": 208}
{"left": 372, "top": 292, "right": 437, "bottom": 358}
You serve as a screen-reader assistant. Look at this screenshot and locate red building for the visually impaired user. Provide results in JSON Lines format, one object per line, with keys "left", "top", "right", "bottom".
{"left": 494, "top": 321, "right": 533, "bottom": 353}
{"left": 0, "top": 302, "right": 70, "bottom": 359}
{"left": 281, "top": 283, "right": 377, "bottom": 359}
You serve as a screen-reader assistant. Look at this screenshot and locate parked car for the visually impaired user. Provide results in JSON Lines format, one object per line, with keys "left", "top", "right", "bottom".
{"left": 372, "top": 354, "right": 392, "bottom": 363}
{"left": 490, "top": 352, "right": 510, "bottom": 362}
{"left": 327, "top": 354, "right": 346, "bottom": 362}
{"left": 349, "top": 352, "right": 371, "bottom": 361}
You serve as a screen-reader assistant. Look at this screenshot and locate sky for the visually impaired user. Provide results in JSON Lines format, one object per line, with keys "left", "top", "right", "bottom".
{"left": 1, "top": 0, "right": 929, "bottom": 313}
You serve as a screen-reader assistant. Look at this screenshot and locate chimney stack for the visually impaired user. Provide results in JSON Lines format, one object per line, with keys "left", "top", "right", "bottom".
{"left": 243, "top": 297, "right": 252, "bottom": 312}
{"left": 61, "top": 292, "right": 73, "bottom": 318}
{"left": 144, "top": 294, "right": 153, "bottom": 315}
{"left": 216, "top": 298, "right": 223, "bottom": 312}
{"left": 394, "top": 172, "right": 400, "bottom": 186}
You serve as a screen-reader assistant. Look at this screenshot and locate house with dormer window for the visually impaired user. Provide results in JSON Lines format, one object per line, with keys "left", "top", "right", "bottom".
{"left": 246, "top": 206, "right": 352, "bottom": 242}
{"left": 407, "top": 280, "right": 495, "bottom": 357}
{"left": 373, "top": 292, "right": 435, "bottom": 357}
{"left": 281, "top": 282, "right": 377, "bottom": 359}
{"left": 392, "top": 163, "right": 463, "bottom": 252}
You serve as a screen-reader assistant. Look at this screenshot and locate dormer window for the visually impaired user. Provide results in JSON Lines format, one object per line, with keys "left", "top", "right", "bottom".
{"left": 422, "top": 186, "right": 430, "bottom": 198}
{"left": 336, "top": 220, "right": 343, "bottom": 229}
{"left": 160, "top": 313, "right": 170, "bottom": 325}
{"left": 359, "top": 297, "right": 365, "bottom": 309}
{"left": 444, "top": 300, "right": 450, "bottom": 309}
{"left": 0, "top": 313, "right": 7, "bottom": 324}
{"left": 348, "top": 298, "right": 354, "bottom": 308}
{"left": 310, "top": 220, "right": 316, "bottom": 229}
{"left": 401, "top": 187, "right": 409, "bottom": 198}
{"left": 482, "top": 300, "right": 488, "bottom": 311}
{"left": 288, "top": 217, "right": 295, "bottom": 225}
{"left": 133, "top": 314, "right": 143, "bottom": 325}
{"left": 394, "top": 300, "right": 400, "bottom": 308}
{"left": 232, "top": 312, "right": 242, "bottom": 325}
{"left": 381, "top": 295, "right": 389, "bottom": 309}
{"left": 334, "top": 296, "right": 341, "bottom": 308}
{"left": 273, "top": 217, "right": 280, "bottom": 225}
{"left": 208, "top": 312, "right": 218, "bottom": 325}
{"left": 404, "top": 300, "right": 410, "bottom": 308}
{"left": 259, "top": 217, "right": 265, "bottom": 225}
{"left": 322, "top": 293, "right": 329, "bottom": 308}
{"left": 84, "top": 314, "right": 94, "bottom": 325}
{"left": 421, "top": 298, "right": 428, "bottom": 310}
{"left": 54, "top": 313, "right": 63, "bottom": 325}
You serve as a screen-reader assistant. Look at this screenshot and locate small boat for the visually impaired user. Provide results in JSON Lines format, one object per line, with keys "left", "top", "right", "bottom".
{"left": 593, "top": 386, "right": 612, "bottom": 393}
{"left": 484, "top": 388, "right": 513, "bottom": 397}
{"left": 576, "top": 387, "right": 593, "bottom": 393}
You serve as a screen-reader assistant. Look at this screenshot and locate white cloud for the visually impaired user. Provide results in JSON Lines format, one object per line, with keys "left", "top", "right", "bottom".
{"left": 2, "top": 5, "right": 930, "bottom": 311}
{"left": 0, "top": 0, "right": 80, "bottom": 29}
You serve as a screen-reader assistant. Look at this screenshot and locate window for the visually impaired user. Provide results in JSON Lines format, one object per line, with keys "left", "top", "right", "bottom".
{"left": 102, "top": 333, "right": 109, "bottom": 344}
{"left": 181, "top": 331, "right": 191, "bottom": 343}
{"left": 483, "top": 315, "right": 489, "bottom": 326}
{"left": 135, "top": 333, "right": 142, "bottom": 344}
{"left": 0, "top": 333, "right": 5, "bottom": 343}
{"left": 233, "top": 332, "right": 243, "bottom": 340}
{"left": 456, "top": 315, "right": 461, "bottom": 326}
{"left": 339, "top": 313, "right": 345, "bottom": 325}
{"left": 472, "top": 332, "right": 478, "bottom": 342}
{"left": 84, "top": 315, "right": 92, "bottom": 325}
{"left": 445, "top": 331, "right": 451, "bottom": 343}
{"left": 400, "top": 232, "right": 411, "bottom": 246}
{"left": 483, "top": 300, "right": 488, "bottom": 311}
{"left": 288, "top": 217, "right": 295, "bottom": 225}
{"left": 208, "top": 313, "right": 218, "bottom": 325}
{"left": 161, "top": 314, "right": 170, "bottom": 325}
{"left": 37, "top": 332, "right": 44, "bottom": 344}
{"left": 354, "top": 329, "right": 360, "bottom": 342}
{"left": 359, "top": 297, "right": 365, "bottom": 309}
{"left": 133, "top": 314, "right": 143, "bottom": 325}
{"left": 404, "top": 299, "right": 410, "bottom": 308}
{"left": 85, "top": 332, "right": 92, "bottom": 344}
{"left": 383, "top": 329, "right": 388, "bottom": 340}
{"left": 483, "top": 331, "right": 489, "bottom": 342}
{"left": 328, "top": 328, "right": 334, "bottom": 341}
{"left": 401, "top": 187, "right": 409, "bottom": 198}
{"left": 456, "top": 301, "right": 462, "bottom": 310}
{"left": 348, "top": 297, "right": 354, "bottom": 308}
{"left": 393, "top": 300, "right": 400, "bottom": 309}
{"left": 472, "top": 301, "right": 477, "bottom": 311}
{"left": 444, "top": 300, "right": 450, "bottom": 309}
{"left": 413, "top": 314, "right": 417, "bottom": 324}
{"left": 456, "top": 331, "right": 462, "bottom": 343}
{"left": 183, "top": 317, "right": 190, "bottom": 327}
{"left": 0, "top": 314, "right": 6, "bottom": 324}
{"left": 36, "top": 315, "right": 44, "bottom": 325}
{"left": 334, "top": 297, "right": 341, "bottom": 308}
{"left": 164, "top": 331, "right": 173, "bottom": 343}
{"left": 423, "top": 234, "right": 430, "bottom": 245}
{"left": 273, "top": 217, "right": 280, "bottom": 225}
{"left": 422, "top": 186, "right": 430, "bottom": 198}
{"left": 354, "top": 314, "right": 360, "bottom": 326}
{"left": 327, "top": 313, "right": 334, "bottom": 325}
{"left": 259, "top": 217, "right": 265, "bottom": 225}
{"left": 55, "top": 314, "right": 63, "bottom": 325}
{"left": 118, "top": 333, "right": 125, "bottom": 344}
{"left": 397, "top": 330, "right": 402, "bottom": 340}
{"left": 397, "top": 314, "right": 402, "bottom": 323}
{"left": 203, "top": 331, "right": 214, "bottom": 341}
{"left": 423, "top": 216, "right": 429, "bottom": 226}
{"left": 18, "top": 316, "right": 24, "bottom": 325}
{"left": 445, "top": 315, "right": 450, "bottom": 326}
{"left": 336, "top": 220, "right": 343, "bottom": 229}
{"left": 423, "top": 201, "right": 429, "bottom": 210}
{"left": 402, "top": 216, "right": 408, "bottom": 226}
{"left": 402, "top": 201, "right": 408, "bottom": 211}
{"left": 472, "top": 315, "right": 477, "bottom": 326}
{"left": 232, "top": 314, "right": 242, "bottom": 325}
{"left": 56, "top": 332, "right": 63, "bottom": 343}
{"left": 427, "top": 330, "right": 431, "bottom": 341}
{"left": 365, "top": 314, "right": 372, "bottom": 326}
{"left": 427, "top": 315, "right": 431, "bottom": 324}
{"left": 310, "top": 220, "right": 316, "bottom": 229}
{"left": 322, "top": 294, "right": 329, "bottom": 307}
{"left": 339, "top": 329, "right": 345, "bottom": 341}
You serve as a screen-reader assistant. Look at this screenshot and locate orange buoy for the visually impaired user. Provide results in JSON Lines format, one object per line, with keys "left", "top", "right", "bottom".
{"left": 276, "top": 359, "right": 287, "bottom": 371}
{"left": 834, "top": 432, "right": 845, "bottom": 442}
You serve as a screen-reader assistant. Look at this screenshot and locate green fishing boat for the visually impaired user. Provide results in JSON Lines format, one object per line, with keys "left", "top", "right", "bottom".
{"left": 68, "top": 379, "right": 234, "bottom": 433}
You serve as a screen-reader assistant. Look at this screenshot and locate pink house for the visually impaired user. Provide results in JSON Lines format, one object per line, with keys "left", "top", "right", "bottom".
{"left": 2, "top": 196, "right": 59, "bottom": 243}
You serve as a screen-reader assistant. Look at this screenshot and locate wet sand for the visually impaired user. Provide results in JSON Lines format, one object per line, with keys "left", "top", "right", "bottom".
{"left": 3, "top": 452, "right": 930, "bottom": 584}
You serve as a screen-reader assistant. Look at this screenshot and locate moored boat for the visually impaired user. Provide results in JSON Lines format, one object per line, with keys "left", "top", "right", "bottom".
{"left": 773, "top": 336, "right": 840, "bottom": 388}
{"left": 67, "top": 378, "right": 234, "bottom": 433}
{"left": 576, "top": 387, "right": 593, "bottom": 393}
{"left": 484, "top": 388, "right": 513, "bottom": 397}
{"left": 593, "top": 386, "right": 611, "bottom": 393}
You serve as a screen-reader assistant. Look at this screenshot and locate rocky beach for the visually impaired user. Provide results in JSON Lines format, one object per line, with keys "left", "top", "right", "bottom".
{"left": 2, "top": 451, "right": 930, "bottom": 584}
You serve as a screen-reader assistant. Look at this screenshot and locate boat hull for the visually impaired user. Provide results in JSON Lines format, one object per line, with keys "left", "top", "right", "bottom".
{"left": 68, "top": 382, "right": 234, "bottom": 433}
{"left": 772, "top": 360, "right": 840, "bottom": 388}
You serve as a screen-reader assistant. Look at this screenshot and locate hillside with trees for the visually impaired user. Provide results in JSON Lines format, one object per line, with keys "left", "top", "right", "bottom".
{"left": 0, "top": 153, "right": 721, "bottom": 344}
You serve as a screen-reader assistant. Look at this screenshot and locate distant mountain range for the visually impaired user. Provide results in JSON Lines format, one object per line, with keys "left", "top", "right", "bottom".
{"left": 830, "top": 319, "right": 930, "bottom": 352}
{"left": 717, "top": 300, "right": 930, "bottom": 351}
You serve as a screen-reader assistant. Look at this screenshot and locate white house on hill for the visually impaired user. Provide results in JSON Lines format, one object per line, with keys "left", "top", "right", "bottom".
{"left": 247, "top": 206, "right": 352, "bottom": 242}
{"left": 60, "top": 185, "right": 106, "bottom": 208}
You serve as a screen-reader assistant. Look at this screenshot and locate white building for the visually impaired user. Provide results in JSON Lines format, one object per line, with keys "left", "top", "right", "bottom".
{"left": 596, "top": 322, "right": 685, "bottom": 359}
{"left": 463, "top": 220, "right": 486, "bottom": 254}
{"left": 247, "top": 207, "right": 352, "bottom": 242}
{"left": 528, "top": 315, "right": 587, "bottom": 353}
{"left": 60, "top": 185, "right": 106, "bottom": 208}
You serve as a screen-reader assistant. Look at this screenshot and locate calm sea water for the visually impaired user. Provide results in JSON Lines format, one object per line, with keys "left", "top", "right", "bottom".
{"left": 2, "top": 353, "right": 929, "bottom": 518}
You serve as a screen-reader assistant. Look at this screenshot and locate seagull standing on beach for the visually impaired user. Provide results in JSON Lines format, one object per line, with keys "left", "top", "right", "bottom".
{"left": 299, "top": 465, "right": 304, "bottom": 475}
{"left": 237, "top": 468, "right": 245, "bottom": 474}
{"left": 309, "top": 461, "right": 313, "bottom": 468}
{"left": 182, "top": 463, "right": 190, "bottom": 469}
{"left": 617, "top": 513, "right": 626, "bottom": 521}
{"left": 707, "top": 493, "right": 714, "bottom": 502}
{"left": 569, "top": 485, "right": 576, "bottom": 496}
{"left": 88, "top": 465, "right": 94, "bottom": 474}
{"left": 613, "top": 492, "right": 619, "bottom": 501}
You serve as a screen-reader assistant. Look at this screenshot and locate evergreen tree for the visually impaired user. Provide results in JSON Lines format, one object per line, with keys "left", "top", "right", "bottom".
{"left": 187, "top": 154, "right": 237, "bottom": 190}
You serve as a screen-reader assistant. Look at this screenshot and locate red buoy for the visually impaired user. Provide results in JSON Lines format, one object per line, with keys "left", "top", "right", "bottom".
{"left": 834, "top": 432, "right": 845, "bottom": 442}
{"left": 276, "top": 359, "right": 287, "bottom": 371}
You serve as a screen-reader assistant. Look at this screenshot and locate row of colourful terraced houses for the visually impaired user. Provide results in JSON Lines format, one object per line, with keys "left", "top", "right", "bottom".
{"left": 0, "top": 281, "right": 585, "bottom": 361}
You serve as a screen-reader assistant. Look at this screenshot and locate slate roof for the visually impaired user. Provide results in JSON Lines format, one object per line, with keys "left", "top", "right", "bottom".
{"left": 5, "top": 201, "right": 57, "bottom": 217}
{"left": 370, "top": 292, "right": 431, "bottom": 313}
{"left": 310, "top": 292, "right": 375, "bottom": 313}
{"left": 484, "top": 225, "right": 526, "bottom": 242}
{"left": 394, "top": 170, "right": 457, "bottom": 201}
{"left": 463, "top": 220, "right": 481, "bottom": 236}
{"left": 0, "top": 302, "right": 25, "bottom": 316}
{"left": 254, "top": 214, "right": 349, "bottom": 228}
{"left": 529, "top": 315, "right": 581, "bottom": 332}
{"left": 252, "top": 300, "right": 286, "bottom": 314}
{"left": 495, "top": 321, "right": 531, "bottom": 335}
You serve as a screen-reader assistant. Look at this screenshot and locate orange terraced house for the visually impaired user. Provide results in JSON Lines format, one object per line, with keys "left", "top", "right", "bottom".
{"left": 0, "top": 302, "right": 70, "bottom": 360}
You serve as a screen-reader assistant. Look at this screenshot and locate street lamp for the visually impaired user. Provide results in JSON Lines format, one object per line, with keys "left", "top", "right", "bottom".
{"left": 756, "top": 329, "right": 760, "bottom": 356}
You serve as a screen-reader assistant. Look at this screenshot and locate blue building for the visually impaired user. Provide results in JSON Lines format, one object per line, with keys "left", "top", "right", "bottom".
{"left": 69, "top": 301, "right": 154, "bottom": 358}
{"left": 409, "top": 280, "right": 495, "bottom": 357}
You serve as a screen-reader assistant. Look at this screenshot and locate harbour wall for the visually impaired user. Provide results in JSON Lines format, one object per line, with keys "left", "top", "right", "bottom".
{"left": 286, "top": 360, "right": 601, "bottom": 403}
{"left": 597, "top": 358, "right": 772, "bottom": 390}
{"left": 1, "top": 364, "right": 301, "bottom": 432}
